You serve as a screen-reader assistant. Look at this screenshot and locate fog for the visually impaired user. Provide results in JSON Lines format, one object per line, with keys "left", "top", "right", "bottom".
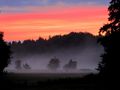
{"left": 6, "top": 32, "right": 104, "bottom": 73}
{"left": 7, "top": 45, "right": 103, "bottom": 73}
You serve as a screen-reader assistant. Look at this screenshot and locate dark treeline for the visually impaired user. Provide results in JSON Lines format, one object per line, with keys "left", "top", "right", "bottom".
{"left": 10, "top": 32, "right": 99, "bottom": 55}
{"left": 8, "top": 32, "right": 102, "bottom": 70}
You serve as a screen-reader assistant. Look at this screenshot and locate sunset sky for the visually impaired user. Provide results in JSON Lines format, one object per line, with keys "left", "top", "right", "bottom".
{"left": 0, "top": 0, "right": 109, "bottom": 41}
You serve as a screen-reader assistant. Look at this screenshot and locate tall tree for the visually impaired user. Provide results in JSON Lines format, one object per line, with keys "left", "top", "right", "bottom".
{"left": 98, "top": 0, "right": 120, "bottom": 85}
{"left": 0, "top": 32, "right": 11, "bottom": 73}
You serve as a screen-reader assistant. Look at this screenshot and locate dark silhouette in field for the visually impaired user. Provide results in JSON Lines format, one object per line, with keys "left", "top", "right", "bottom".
{"left": 0, "top": 32, "right": 11, "bottom": 74}
{"left": 15, "top": 60, "right": 22, "bottom": 70}
{"left": 97, "top": 0, "right": 120, "bottom": 88}
{"left": 63, "top": 59, "right": 77, "bottom": 70}
{"left": 15, "top": 60, "right": 31, "bottom": 70}
{"left": 47, "top": 57, "right": 60, "bottom": 70}
{"left": 23, "top": 63, "right": 31, "bottom": 70}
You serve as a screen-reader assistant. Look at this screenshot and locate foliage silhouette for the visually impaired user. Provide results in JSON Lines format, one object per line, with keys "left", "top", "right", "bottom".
{"left": 23, "top": 63, "right": 31, "bottom": 70}
{"left": 98, "top": 0, "right": 120, "bottom": 88}
{"left": 9, "top": 32, "right": 98, "bottom": 57}
{"left": 0, "top": 32, "right": 11, "bottom": 74}
{"left": 63, "top": 59, "right": 77, "bottom": 70}
{"left": 15, "top": 60, "right": 22, "bottom": 70}
{"left": 47, "top": 57, "right": 60, "bottom": 70}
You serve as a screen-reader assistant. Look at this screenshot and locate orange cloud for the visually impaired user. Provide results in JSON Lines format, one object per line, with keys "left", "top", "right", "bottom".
{"left": 0, "top": 6, "right": 108, "bottom": 41}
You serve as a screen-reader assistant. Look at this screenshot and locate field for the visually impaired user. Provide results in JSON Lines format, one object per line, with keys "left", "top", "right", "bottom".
{"left": 0, "top": 72, "right": 106, "bottom": 90}
{"left": 6, "top": 72, "right": 87, "bottom": 82}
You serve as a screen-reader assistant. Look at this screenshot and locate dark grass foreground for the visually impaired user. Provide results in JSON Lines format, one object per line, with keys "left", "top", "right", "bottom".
{"left": 0, "top": 73, "right": 107, "bottom": 90}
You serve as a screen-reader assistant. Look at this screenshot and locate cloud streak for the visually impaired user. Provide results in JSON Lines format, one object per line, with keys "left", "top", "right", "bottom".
{"left": 0, "top": 0, "right": 109, "bottom": 6}
{"left": 0, "top": 0, "right": 109, "bottom": 41}
{"left": 0, "top": 0, "right": 110, "bottom": 13}
{"left": 0, "top": 5, "right": 108, "bottom": 41}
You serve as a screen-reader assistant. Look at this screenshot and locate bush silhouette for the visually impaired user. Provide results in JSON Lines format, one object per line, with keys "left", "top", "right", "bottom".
{"left": 63, "top": 59, "right": 77, "bottom": 70}
{"left": 0, "top": 32, "right": 11, "bottom": 74}
{"left": 15, "top": 60, "right": 22, "bottom": 70}
{"left": 23, "top": 63, "right": 31, "bottom": 70}
{"left": 47, "top": 57, "right": 60, "bottom": 70}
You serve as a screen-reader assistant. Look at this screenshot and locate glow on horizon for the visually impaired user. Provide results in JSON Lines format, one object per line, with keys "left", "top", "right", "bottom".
{"left": 0, "top": 5, "right": 108, "bottom": 41}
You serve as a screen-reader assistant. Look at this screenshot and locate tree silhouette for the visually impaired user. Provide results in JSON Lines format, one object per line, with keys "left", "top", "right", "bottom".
{"left": 98, "top": 0, "right": 120, "bottom": 86}
{"left": 15, "top": 60, "right": 22, "bottom": 70}
{"left": 0, "top": 32, "right": 11, "bottom": 73}
{"left": 23, "top": 63, "right": 31, "bottom": 70}
{"left": 63, "top": 59, "right": 77, "bottom": 70}
{"left": 47, "top": 57, "right": 60, "bottom": 70}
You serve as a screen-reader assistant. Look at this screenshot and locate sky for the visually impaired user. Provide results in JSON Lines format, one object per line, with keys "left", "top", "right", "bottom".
{"left": 0, "top": 0, "right": 110, "bottom": 41}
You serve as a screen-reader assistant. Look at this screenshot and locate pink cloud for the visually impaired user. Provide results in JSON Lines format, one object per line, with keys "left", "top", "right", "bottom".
{"left": 0, "top": 5, "right": 108, "bottom": 41}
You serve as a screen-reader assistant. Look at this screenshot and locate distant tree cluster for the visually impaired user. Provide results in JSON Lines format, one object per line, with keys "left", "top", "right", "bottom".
{"left": 15, "top": 60, "right": 31, "bottom": 70}
{"left": 9, "top": 32, "right": 98, "bottom": 56}
{"left": 47, "top": 57, "right": 77, "bottom": 70}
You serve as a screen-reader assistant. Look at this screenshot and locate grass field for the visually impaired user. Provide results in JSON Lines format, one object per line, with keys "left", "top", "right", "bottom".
{"left": 7, "top": 72, "right": 87, "bottom": 80}
{"left": 0, "top": 72, "right": 105, "bottom": 90}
